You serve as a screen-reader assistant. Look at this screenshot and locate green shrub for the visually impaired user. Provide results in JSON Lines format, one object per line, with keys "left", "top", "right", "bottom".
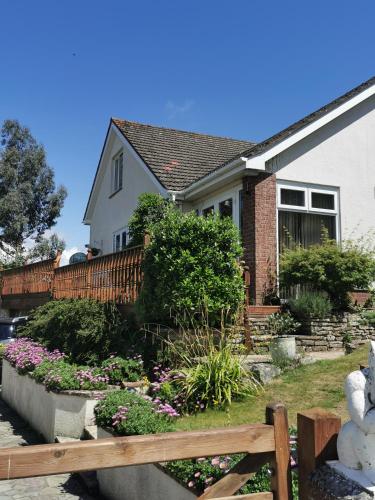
{"left": 267, "top": 312, "right": 301, "bottom": 337}
{"left": 280, "top": 235, "right": 375, "bottom": 310}
{"left": 361, "top": 310, "right": 375, "bottom": 327}
{"left": 289, "top": 291, "right": 332, "bottom": 319}
{"left": 137, "top": 209, "right": 244, "bottom": 324}
{"left": 19, "top": 299, "right": 130, "bottom": 365}
{"left": 178, "top": 344, "right": 258, "bottom": 409}
{"left": 101, "top": 355, "right": 143, "bottom": 384}
{"left": 95, "top": 390, "right": 174, "bottom": 435}
{"left": 128, "top": 193, "right": 172, "bottom": 246}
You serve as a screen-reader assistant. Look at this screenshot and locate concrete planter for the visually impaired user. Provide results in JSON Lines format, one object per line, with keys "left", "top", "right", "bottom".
{"left": 1, "top": 359, "right": 112, "bottom": 443}
{"left": 97, "top": 427, "right": 195, "bottom": 500}
{"left": 270, "top": 335, "right": 296, "bottom": 363}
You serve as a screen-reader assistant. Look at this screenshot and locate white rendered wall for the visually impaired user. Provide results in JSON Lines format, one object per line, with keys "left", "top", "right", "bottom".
{"left": 88, "top": 130, "right": 167, "bottom": 255}
{"left": 269, "top": 95, "right": 375, "bottom": 241}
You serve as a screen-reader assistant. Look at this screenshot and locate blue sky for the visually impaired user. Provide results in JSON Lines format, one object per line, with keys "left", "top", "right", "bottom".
{"left": 0, "top": 0, "right": 374, "bottom": 252}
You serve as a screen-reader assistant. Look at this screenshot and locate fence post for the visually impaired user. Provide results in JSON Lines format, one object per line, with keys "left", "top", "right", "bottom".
{"left": 297, "top": 408, "right": 341, "bottom": 500}
{"left": 265, "top": 403, "right": 292, "bottom": 500}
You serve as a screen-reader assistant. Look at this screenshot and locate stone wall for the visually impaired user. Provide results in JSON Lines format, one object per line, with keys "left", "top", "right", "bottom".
{"left": 247, "top": 312, "right": 375, "bottom": 353}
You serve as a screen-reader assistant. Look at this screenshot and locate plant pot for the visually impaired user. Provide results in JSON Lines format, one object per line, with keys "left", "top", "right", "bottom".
{"left": 270, "top": 336, "right": 296, "bottom": 364}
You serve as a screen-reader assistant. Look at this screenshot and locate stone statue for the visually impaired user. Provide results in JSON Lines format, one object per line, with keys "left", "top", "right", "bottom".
{"left": 337, "top": 341, "right": 375, "bottom": 484}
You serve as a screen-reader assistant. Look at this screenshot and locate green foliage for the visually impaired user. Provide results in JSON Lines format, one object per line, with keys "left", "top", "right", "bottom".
{"left": 101, "top": 356, "right": 143, "bottom": 383}
{"left": 267, "top": 312, "right": 301, "bottom": 337}
{"left": 128, "top": 193, "right": 171, "bottom": 246}
{"left": 32, "top": 360, "right": 80, "bottom": 391}
{"left": 137, "top": 208, "right": 244, "bottom": 324}
{"left": 280, "top": 235, "right": 375, "bottom": 310}
{"left": 27, "top": 233, "right": 66, "bottom": 262}
{"left": 178, "top": 344, "right": 258, "bottom": 409}
{"left": 361, "top": 310, "right": 375, "bottom": 327}
{"left": 289, "top": 291, "right": 332, "bottom": 319}
{"left": 94, "top": 390, "right": 174, "bottom": 435}
{"left": 19, "top": 299, "right": 130, "bottom": 365}
{"left": 0, "top": 119, "right": 66, "bottom": 255}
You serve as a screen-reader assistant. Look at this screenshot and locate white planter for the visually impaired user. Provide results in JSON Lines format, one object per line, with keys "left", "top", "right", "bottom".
{"left": 97, "top": 427, "right": 195, "bottom": 500}
{"left": 270, "top": 336, "right": 296, "bottom": 363}
{"left": 1, "top": 359, "right": 109, "bottom": 443}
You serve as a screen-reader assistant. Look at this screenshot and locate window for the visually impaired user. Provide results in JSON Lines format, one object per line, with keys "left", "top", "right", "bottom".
{"left": 280, "top": 188, "right": 305, "bottom": 207}
{"left": 202, "top": 205, "right": 214, "bottom": 217}
{"left": 310, "top": 191, "right": 335, "bottom": 211}
{"left": 219, "top": 198, "right": 233, "bottom": 219}
{"left": 239, "top": 190, "right": 244, "bottom": 238}
{"left": 112, "top": 151, "right": 123, "bottom": 194}
{"left": 113, "top": 228, "right": 127, "bottom": 252}
{"left": 277, "top": 182, "right": 339, "bottom": 253}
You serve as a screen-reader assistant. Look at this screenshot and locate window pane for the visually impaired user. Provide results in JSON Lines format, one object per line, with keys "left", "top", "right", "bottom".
{"left": 219, "top": 198, "right": 233, "bottom": 218}
{"left": 121, "top": 231, "right": 126, "bottom": 250}
{"left": 280, "top": 188, "right": 305, "bottom": 207}
{"left": 202, "top": 206, "right": 214, "bottom": 217}
{"left": 311, "top": 192, "right": 335, "bottom": 210}
{"left": 239, "top": 190, "right": 244, "bottom": 238}
{"left": 114, "top": 162, "right": 119, "bottom": 191}
{"left": 118, "top": 154, "right": 123, "bottom": 189}
{"left": 279, "top": 211, "right": 336, "bottom": 251}
{"left": 115, "top": 234, "right": 121, "bottom": 252}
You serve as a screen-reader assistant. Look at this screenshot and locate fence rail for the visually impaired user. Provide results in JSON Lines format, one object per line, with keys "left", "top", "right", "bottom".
{"left": 0, "top": 246, "right": 144, "bottom": 304}
{"left": 0, "top": 403, "right": 292, "bottom": 499}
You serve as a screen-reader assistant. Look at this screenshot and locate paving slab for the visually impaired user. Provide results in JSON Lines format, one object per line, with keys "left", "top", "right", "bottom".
{"left": 0, "top": 391, "right": 101, "bottom": 500}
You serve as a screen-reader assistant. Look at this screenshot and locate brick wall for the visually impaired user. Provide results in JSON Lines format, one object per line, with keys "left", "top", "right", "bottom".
{"left": 242, "top": 174, "right": 277, "bottom": 305}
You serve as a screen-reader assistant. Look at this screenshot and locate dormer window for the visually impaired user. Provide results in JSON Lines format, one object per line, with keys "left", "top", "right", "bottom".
{"left": 111, "top": 151, "right": 123, "bottom": 194}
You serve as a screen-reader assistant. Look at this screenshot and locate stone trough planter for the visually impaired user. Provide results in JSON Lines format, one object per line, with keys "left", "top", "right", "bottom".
{"left": 97, "top": 427, "right": 195, "bottom": 500}
{"left": 1, "top": 359, "right": 119, "bottom": 443}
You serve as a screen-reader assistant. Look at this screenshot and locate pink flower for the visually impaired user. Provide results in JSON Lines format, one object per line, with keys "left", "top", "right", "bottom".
{"left": 187, "top": 481, "right": 195, "bottom": 488}
{"left": 211, "top": 457, "right": 220, "bottom": 466}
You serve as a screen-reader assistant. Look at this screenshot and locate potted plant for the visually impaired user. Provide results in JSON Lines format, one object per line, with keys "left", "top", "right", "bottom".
{"left": 267, "top": 312, "right": 301, "bottom": 365}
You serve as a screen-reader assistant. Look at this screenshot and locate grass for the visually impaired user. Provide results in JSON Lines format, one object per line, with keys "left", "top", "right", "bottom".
{"left": 175, "top": 345, "right": 368, "bottom": 431}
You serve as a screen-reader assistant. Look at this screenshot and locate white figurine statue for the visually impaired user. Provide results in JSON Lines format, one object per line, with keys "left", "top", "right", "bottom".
{"left": 337, "top": 340, "right": 375, "bottom": 484}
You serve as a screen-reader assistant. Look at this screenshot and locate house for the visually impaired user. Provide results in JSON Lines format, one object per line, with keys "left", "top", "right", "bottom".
{"left": 83, "top": 76, "right": 375, "bottom": 305}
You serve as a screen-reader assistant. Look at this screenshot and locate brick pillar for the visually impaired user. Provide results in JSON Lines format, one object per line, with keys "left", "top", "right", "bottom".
{"left": 242, "top": 173, "right": 277, "bottom": 305}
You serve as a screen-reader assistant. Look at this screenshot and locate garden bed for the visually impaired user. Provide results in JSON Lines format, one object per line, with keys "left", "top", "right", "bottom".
{"left": 96, "top": 427, "right": 195, "bottom": 500}
{"left": 1, "top": 359, "right": 116, "bottom": 442}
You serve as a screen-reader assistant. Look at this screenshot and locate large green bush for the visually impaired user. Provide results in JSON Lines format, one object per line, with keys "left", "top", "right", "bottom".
{"left": 137, "top": 209, "right": 244, "bottom": 324}
{"left": 280, "top": 236, "right": 375, "bottom": 310}
{"left": 127, "top": 193, "right": 172, "bottom": 246}
{"left": 289, "top": 291, "right": 332, "bottom": 319}
{"left": 19, "top": 299, "right": 130, "bottom": 364}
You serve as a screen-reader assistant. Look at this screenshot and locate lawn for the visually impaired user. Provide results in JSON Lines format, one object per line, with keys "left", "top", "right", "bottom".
{"left": 175, "top": 345, "right": 368, "bottom": 431}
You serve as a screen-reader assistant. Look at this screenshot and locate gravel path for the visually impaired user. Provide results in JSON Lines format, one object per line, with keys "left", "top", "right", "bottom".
{"left": 0, "top": 393, "right": 100, "bottom": 499}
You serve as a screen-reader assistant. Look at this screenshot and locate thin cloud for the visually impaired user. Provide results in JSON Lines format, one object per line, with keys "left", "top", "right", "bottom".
{"left": 166, "top": 99, "right": 195, "bottom": 119}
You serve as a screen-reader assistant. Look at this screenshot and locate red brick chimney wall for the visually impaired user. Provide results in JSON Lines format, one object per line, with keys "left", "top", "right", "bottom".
{"left": 242, "top": 173, "right": 277, "bottom": 304}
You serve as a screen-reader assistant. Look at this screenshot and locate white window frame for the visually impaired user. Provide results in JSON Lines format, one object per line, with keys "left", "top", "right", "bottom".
{"left": 277, "top": 184, "right": 308, "bottom": 211}
{"left": 112, "top": 227, "right": 127, "bottom": 253}
{"left": 308, "top": 188, "right": 337, "bottom": 214}
{"left": 111, "top": 150, "right": 124, "bottom": 195}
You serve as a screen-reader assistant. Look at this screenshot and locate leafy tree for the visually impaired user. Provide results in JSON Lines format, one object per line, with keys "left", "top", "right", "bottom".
{"left": 137, "top": 209, "right": 244, "bottom": 324}
{"left": 27, "top": 233, "right": 66, "bottom": 262}
{"left": 279, "top": 234, "right": 375, "bottom": 310}
{"left": 127, "top": 192, "right": 172, "bottom": 246}
{"left": 0, "top": 120, "right": 67, "bottom": 256}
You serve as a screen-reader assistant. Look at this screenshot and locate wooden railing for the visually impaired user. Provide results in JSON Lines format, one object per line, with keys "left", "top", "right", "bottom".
{"left": 0, "top": 258, "right": 56, "bottom": 296}
{"left": 53, "top": 246, "right": 144, "bottom": 303}
{"left": 0, "top": 403, "right": 292, "bottom": 499}
{"left": 0, "top": 245, "right": 144, "bottom": 305}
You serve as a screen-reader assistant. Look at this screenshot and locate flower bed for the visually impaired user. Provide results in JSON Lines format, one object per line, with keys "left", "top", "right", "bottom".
{"left": 1, "top": 339, "right": 145, "bottom": 442}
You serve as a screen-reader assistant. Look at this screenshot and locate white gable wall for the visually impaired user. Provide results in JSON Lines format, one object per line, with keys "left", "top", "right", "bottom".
{"left": 268, "top": 94, "right": 375, "bottom": 240}
{"left": 89, "top": 129, "right": 167, "bottom": 255}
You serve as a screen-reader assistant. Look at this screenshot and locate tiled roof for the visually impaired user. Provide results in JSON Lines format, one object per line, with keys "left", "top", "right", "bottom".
{"left": 112, "top": 119, "right": 255, "bottom": 191}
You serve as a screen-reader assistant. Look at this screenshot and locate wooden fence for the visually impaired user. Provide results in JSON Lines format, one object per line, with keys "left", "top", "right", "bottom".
{"left": 0, "top": 258, "right": 56, "bottom": 296}
{"left": 0, "top": 403, "right": 292, "bottom": 499}
{"left": 0, "top": 246, "right": 144, "bottom": 305}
